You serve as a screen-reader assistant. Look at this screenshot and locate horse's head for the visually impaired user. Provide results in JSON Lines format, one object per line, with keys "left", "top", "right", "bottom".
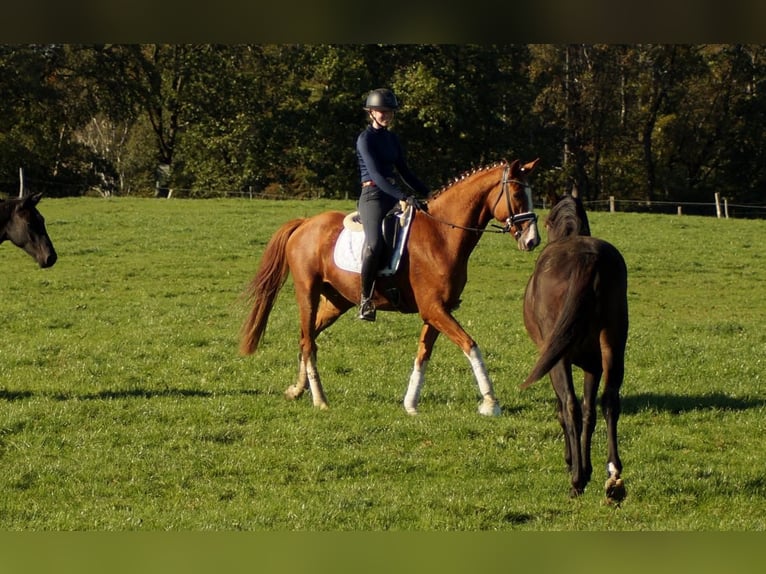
{"left": 492, "top": 159, "right": 541, "bottom": 251}
{"left": 2, "top": 193, "right": 58, "bottom": 268}
{"left": 545, "top": 185, "right": 591, "bottom": 242}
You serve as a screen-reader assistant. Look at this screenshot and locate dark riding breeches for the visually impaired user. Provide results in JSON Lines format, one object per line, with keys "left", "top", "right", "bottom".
{"left": 358, "top": 187, "right": 399, "bottom": 298}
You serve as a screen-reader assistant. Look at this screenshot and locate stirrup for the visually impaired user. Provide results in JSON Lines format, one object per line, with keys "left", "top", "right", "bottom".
{"left": 358, "top": 298, "right": 376, "bottom": 321}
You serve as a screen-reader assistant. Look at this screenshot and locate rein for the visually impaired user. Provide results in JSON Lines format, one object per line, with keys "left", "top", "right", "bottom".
{"left": 420, "top": 165, "right": 538, "bottom": 237}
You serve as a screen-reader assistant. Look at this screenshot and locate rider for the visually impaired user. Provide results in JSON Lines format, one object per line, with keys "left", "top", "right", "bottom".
{"left": 355, "top": 88, "right": 429, "bottom": 321}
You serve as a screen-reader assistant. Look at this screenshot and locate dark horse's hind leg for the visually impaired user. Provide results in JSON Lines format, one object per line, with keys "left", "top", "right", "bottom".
{"left": 601, "top": 347, "right": 626, "bottom": 504}
{"left": 554, "top": 395, "right": 573, "bottom": 472}
{"left": 580, "top": 369, "right": 601, "bottom": 488}
{"left": 549, "top": 362, "right": 586, "bottom": 497}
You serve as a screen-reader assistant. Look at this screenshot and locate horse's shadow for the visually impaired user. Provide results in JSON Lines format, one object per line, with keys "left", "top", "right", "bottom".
{"left": 0, "top": 390, "right": 33, "bottom": 401}
{"left": 3, "top": 388, "right": 763, "bottom": 417}
{"left": 0, "top": 388, "right": 264, "bottom": 402}
{"left": 621, "top": 391, "right": 766, "bottom": 415}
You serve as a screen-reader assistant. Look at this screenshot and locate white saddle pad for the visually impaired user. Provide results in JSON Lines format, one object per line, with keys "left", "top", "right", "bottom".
{"left": 333, "top": 206, "right": 414, "bottom": 276}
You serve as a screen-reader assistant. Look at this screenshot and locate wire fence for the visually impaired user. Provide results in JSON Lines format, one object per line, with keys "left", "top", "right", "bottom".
{"left": 4, "top": 174, "right": 766, "bottom": 219}
{"left": 578, "top": 197, "right": 766, "bottom": 219}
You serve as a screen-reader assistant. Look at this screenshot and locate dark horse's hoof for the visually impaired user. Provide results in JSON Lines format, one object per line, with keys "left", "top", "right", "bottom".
{"left": 569, "top": 486, "right": 585, "bottom": 498}
{"left": 605, "top": 476, "right": 626, "bottom": 505}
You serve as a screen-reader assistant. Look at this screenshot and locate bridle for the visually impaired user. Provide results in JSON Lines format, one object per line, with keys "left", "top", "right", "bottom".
{"left": 420, "top": 164, "right": 537, "bottom": 236}
{"left": 489, "top": 165, "right": 538, "bottom": 238}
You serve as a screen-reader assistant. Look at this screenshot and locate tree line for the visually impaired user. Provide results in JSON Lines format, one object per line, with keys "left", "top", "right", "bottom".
{"left": 1, "top": 44, "right": 764, "bottom": 211}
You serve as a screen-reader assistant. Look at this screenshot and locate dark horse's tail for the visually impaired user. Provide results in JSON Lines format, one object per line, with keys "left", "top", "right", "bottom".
{"left": 521, "top": 258, "right": 596, "bottom": 389}
{"left": 239, "top": 218, "right": 305, "bottom": 355}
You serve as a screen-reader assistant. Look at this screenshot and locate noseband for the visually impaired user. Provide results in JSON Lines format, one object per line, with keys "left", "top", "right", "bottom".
{"left": 490, "top": 165, "right": 538, "bottom": 238}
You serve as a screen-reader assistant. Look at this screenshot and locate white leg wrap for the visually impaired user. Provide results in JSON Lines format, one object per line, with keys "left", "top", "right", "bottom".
{"left": 465, "top": 346, "right": 501, "bottom": 416}
{"left": 305, "top": 353, "right": 328, "bottom": 409}
{"left": 403, "top": 359, "right": 428, "bottom": 415}
{"left": 285, "top": 355, "right": 308, "bottom": 399}
{"left": 466, "top": 346, "right": 493, "bottom": 396}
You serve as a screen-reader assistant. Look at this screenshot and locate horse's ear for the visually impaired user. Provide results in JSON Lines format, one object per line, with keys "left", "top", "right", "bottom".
{"left": 520, "top": 158, "right": 540, "bottom": 175}
{"left": 570, "top": 184, "right": 579, "bottom": 199}
{"left": 22, "top": 193, "right": 43, "bottom": 209}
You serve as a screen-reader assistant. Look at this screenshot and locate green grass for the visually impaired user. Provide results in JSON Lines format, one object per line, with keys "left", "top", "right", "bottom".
{"left": 1, "top": 197, "right": 765, "bottom": 530}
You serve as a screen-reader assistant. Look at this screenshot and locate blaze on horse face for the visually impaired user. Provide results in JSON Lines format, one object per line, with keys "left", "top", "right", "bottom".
{"left": 2, "top": 193, "right": 58, "bottom": 268}
{"left": 503, "top": 159, "right": 541, "bottom": 252}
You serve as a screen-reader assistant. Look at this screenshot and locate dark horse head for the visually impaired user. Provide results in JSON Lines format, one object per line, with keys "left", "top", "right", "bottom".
{"left": 0, "top": 193, "right": 58, "bottom": 268}
{"left": 545, "top": 185, "right": 591, "bottom": 241}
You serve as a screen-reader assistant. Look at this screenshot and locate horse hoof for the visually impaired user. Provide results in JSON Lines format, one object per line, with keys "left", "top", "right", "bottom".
{"left": 404, "top": 406, "right": 419, "bottom": 416}
{"left": 478, "top": 400, "right": 502, "bottom": 417}
{"left": 284, "top": 386, "right": 303, "bottom": 400}
{"left": 605, "top": 476, "right": 626, "bottom": 504}
{"left": 569, "top": 486, "right": 584, "bottom": 498}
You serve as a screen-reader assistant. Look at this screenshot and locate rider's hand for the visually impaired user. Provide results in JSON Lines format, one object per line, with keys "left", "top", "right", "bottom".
{"left": 405, "top": 195, "right": 428, "bottom": 212}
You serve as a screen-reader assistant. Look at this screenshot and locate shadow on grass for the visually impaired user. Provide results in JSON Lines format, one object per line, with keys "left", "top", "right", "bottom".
{"left": 5, "top": 388, "right": 763, "bottom": 417}
{"left": 622, "top": 391, "right": 766, "bottom": 415}
{"left": 0, "top": 390, "right": 33, "bottom": 401}
{"left": 0, "top": 388, "right": 265, "bottom": 402}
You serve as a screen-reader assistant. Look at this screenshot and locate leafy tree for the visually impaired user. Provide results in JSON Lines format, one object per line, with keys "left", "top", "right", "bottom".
{"left": 391, "top": 44, "right": 534, "bottom": 186}
{"left": 0, "top": 45, "right": 95, "bottom": 197}
{"left": 704, "top": 44, "right": 766, "bottom": 207}
{"left": 1, "top": 44, "right": 765, "bottom": 210}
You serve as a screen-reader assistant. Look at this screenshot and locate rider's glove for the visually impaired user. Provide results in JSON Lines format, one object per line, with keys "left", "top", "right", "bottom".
{"left": 405, "top": 195, "right": 428, "bottom": 212}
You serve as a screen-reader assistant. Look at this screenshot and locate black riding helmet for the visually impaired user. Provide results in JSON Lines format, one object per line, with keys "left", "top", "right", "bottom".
{"left": 364, "top": 88, "right": 399, "bottom": 111}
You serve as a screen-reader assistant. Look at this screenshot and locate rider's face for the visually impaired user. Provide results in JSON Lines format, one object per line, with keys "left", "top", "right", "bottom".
{"left": 370, "top": 108, "right": 394, "bottom": 127}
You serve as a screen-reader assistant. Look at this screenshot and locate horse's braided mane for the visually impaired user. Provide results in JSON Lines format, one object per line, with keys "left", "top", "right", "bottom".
{"left": 428, "top": 161, "right": 508, "bottom": 200}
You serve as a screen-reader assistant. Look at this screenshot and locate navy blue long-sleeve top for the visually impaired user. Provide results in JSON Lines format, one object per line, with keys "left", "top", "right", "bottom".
{"left": 356, "top": 125, "right": 429, "bottom": 201}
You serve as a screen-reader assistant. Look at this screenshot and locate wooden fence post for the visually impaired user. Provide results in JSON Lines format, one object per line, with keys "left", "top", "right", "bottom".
{"left": 609, "top": 196, "right": 615, "bottom": 213}
{"left": 715, "top": 192, "right": 722, "bottom": 218}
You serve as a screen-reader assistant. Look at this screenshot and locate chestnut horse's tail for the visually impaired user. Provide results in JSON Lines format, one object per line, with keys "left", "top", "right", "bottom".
{"left": 239, "top": 218, "right": 305, "bottom": 355}
{"left": 521, "top": 259, "right": 596, "bottom": 389}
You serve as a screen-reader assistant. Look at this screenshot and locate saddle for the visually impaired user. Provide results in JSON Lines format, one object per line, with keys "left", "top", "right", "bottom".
{"left": 333, "top": 201, "right": 415, "bottom": 277}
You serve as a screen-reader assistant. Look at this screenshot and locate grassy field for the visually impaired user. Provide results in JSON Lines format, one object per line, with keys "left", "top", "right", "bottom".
{"left": 1, "top": 196, "right": 764, "bottom": 531}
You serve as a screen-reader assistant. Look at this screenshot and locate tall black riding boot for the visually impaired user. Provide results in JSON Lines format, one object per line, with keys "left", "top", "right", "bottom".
{"left": 359, "top": 248, "right": 377, "bottom": 321}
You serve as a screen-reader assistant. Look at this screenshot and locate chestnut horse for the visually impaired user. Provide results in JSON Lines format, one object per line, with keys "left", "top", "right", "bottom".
{"left": 240, "top": 159, "right": 540, "bottom": 415}
{"left": 522, "top": 188, "right": 627, "bottom": 504}
{"left": 0, "top": 193, "right": 57, "bottom": 268}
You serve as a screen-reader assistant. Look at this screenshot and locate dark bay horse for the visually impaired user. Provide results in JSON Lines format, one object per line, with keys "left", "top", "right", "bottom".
{"left": 522, "top": 188, "right": 627, "bottom": 504}
{"left": 0, "top": 193, "right": 57, "bottom": 268}
{"left": 241, "top": 159, "right": 541, "bottom": 415}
